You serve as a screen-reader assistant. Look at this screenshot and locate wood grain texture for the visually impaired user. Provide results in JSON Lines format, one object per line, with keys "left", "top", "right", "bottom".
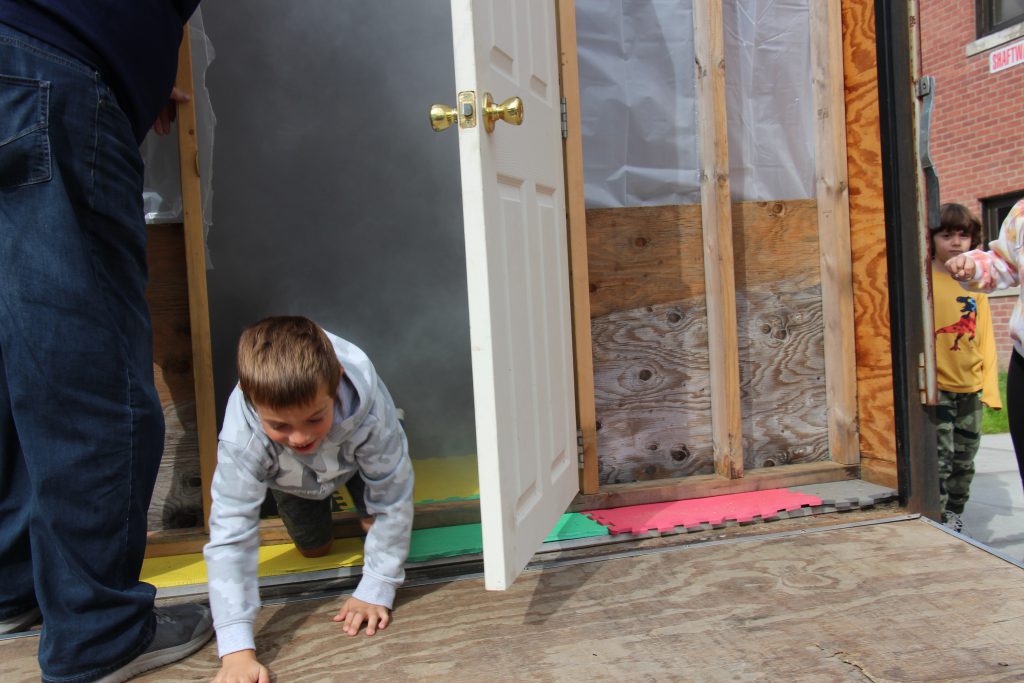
{"left": 145, "top": 224, "right": 203, "bottom": 531}
{"left": 556, "top": 0, "right": 600, "bottom": 494}
{"left": 587, "top": 200, "right": 821, "bottom": 318}
{"left": 592, "top": 285, "right": 828, "bottom": 485}
{"left": 693, "top": 0, "right": 742, "bottom": 478}
{"left": 589, "top": 201, "right": 828, "bottom": 486}
{"left": 811, "top": 0, "right": 860, "bottom": 466}
{"left": 842, "top": 0, "right": 897, "bottom": 486}
{"left": 8, "top": 519, "right": 1020, "bottom": 682}
{"left": 175, "top": 34, "right": 219, "bottom": 528}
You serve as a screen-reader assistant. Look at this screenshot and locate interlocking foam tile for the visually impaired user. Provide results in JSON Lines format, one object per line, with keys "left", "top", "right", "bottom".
{"left": 330, "top": 455, "right": 481, "bottom": 511}
{"left": 411, "top": 454, "right": 480, "bottom": 503}
{"left": 583, "top": 488, "right": 824, "bottom": 535}
{"left": 142, "top": 537, "right": 366, "bottom": 589}
{"left": 142, "top": 513, "right": 607, "bottom": 589}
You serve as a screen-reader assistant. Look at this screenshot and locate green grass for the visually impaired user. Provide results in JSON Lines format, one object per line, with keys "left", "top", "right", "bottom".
{"left": 982, "top": 370, "right": 1010, "bottom": 434}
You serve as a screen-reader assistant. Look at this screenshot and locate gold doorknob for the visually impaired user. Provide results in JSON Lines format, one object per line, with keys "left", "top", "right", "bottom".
{"left": 429, "top": 103, "right": 459, "bottom": 132}
{"left": 483, "top": 93, "right": 524, "bottom": 133}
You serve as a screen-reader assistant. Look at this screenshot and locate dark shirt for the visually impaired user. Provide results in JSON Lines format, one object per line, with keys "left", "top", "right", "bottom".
{"left": 0, "top": 0, "right": 201, "bottom": 143}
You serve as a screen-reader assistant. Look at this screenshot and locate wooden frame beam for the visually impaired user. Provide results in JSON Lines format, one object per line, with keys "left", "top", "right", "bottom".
{"left": 693, "top": 0, "right": 743, "bottom": 479}
{"left": 811, "top": 0, "right": 861, "bottom": 466}
{"left": 175, "top": 31, "right": 219, "bottom": 529}
{"left": 556, "top": 0, "right": 600, "bottom": 495}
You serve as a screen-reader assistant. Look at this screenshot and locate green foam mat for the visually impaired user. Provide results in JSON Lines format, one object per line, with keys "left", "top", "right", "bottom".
{"left": 407, "top": 512, "right": 609, "bottom": 563}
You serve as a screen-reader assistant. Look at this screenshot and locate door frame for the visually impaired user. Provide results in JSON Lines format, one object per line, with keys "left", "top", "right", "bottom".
{"left": 559, "top": 0, "right": 861, "bottom": 504}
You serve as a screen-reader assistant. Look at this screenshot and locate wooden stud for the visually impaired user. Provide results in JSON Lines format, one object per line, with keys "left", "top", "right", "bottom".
{"left": 175, "top": 31, "right": 219, "bottom": 530}
{"left": 693, "top": 0, "right": 743, "bottom": 479}
{"left": 556, "top": 0, "right": 600, "bottom": 495}
{"left": 810, "top": 1, "right": 860, "bottom": 466}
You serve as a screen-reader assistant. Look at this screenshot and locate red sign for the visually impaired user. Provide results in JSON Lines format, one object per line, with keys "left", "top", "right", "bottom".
{"left": 990, "top": 39, "right": 1024, "bottom": 73}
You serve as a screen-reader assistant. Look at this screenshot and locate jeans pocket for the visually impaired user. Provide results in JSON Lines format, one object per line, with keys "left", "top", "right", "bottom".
{"left": 0, "top": 74, "right": 51, "bottom": 189}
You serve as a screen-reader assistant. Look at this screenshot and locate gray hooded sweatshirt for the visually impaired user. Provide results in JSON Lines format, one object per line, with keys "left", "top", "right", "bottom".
{"left": 203, "top": 331, "right": 414, "bottom": 657}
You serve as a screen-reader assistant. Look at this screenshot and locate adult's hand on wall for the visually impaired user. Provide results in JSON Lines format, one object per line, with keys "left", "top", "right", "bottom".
{"left": 152, "top": 86, "right": 191, "bottom": 136}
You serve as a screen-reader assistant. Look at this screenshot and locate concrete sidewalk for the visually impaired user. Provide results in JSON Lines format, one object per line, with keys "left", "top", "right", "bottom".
{"left": 962, "top": 432, "right": 1024, "bottom": 561}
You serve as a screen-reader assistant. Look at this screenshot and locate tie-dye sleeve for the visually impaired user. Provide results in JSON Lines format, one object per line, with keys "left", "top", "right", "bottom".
{"left": 962, "top": 199, "right": 1024, "bottom": 292}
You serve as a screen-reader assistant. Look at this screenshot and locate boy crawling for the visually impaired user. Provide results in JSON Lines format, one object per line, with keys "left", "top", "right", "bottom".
{"left": 204, "top": 316, "right": 413, "bottom": 683}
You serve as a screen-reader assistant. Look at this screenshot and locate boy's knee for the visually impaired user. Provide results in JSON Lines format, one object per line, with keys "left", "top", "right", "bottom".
{"left": 298, "top": 540, "right": 333, "bottom": 558}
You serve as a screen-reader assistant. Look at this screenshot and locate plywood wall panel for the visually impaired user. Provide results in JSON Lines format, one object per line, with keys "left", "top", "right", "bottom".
{"left": 589, "top": 201, "right": 829, "bottom": 485}
{"left": 842, "top": 0, "right": 897, "bottom": 486}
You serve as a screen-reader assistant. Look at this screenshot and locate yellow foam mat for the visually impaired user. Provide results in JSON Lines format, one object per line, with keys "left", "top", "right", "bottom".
{"left": 145, "top": 537, "right": 367, "bottom": 589}
{"left": 146, "top": 456, "right": 481, "bottom": 589}
{"left": 333, "top": 454, "right": 480, "bottom": 510}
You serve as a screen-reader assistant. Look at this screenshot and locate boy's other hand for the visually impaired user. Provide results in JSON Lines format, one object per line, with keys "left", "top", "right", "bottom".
{"left": 212, "top": 649, "right": 270, "bottom": 683}
{"left": 334, "top": 597, "right": 390, "bottom": 636}
{"left": 946, "top": 254, "right": 976, "bottom": 281}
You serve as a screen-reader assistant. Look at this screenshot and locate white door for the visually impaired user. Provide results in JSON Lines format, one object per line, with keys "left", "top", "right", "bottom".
{"left": 449, "top": 0, "right": 579, "bottom": 590}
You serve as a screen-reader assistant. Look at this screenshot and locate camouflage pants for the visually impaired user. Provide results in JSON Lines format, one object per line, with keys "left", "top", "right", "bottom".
{"left": 935, "top": 390, "right": 982, "bottom": 515}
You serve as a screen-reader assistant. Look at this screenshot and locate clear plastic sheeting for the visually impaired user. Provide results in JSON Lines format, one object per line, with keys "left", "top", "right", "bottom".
{"left": 141, "top": 9, "right": 216, "bottom": 241}
{"left": 576, "top": 0, "right": 699, "bottom": 208}
{"left": 575, "top": 0, "right": 814, "bottom": 208}
{"left": 724, "top": 0, "right": 814, "bottom": 202}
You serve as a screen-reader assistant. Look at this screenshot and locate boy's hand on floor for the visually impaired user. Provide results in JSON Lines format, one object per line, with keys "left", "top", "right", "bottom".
{"left": 334, "top": 597, "right": 390, "bottom": 636}
{"left": 212, "top": 649, "right": 270, "bottom": 683}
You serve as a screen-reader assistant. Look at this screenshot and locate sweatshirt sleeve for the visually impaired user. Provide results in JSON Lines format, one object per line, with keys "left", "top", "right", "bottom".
{"left": 962, "top": 201, "right": 1024, "bottom": 293}
{"left": 203, "top": 441, "right": 268, "bottom": 658}
{"left": 977, "top": 296, "right": 1003, "bottom": 410}
{"left": 350, "top": 380, "right": 414, "bottom": 608}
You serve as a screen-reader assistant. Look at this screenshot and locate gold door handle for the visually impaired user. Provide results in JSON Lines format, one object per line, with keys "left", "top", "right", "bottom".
{"left": 430, "top": 91, "right": 478, "bottom": 132}
{"left": 429, "top": 104, "right": 458, "bottom": 132}
{"left": 482, "top": 93, "right": 523, "bottom": 133}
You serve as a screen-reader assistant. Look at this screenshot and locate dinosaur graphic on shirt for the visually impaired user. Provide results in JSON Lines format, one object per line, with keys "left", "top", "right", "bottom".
{"left": 935, "top": 296, "right": 977, "bottom": 351}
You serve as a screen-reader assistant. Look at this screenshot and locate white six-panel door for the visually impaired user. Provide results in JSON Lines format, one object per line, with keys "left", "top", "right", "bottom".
{"left": 449, "top": 0, "right": 579, "bottom": 590}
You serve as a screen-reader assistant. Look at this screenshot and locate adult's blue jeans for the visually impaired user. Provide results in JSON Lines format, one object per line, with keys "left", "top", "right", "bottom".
{"left": 0, "top": 24, "right": 163, "bottom": 682}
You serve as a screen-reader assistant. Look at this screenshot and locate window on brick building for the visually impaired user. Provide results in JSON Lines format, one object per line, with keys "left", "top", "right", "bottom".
{"left": 981, "top": 192, "right": 1024, "bottom": 245}
{"left": 977, "top": 0, "right": 1024, "bottom": 37}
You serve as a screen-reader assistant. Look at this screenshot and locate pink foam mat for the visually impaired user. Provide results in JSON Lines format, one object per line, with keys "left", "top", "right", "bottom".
{"left": 583, "top": 488, "right": 824, "bottom": 535}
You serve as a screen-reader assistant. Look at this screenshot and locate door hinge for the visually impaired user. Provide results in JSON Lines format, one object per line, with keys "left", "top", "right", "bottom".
{"left": 561, "top": 97, "right": 568, "bottom": 139}
{"left": 577, "top": 427, "right": 585, "bottom": 467}
{"left": 916, "top": 76, "right": 940, "bottom": 229}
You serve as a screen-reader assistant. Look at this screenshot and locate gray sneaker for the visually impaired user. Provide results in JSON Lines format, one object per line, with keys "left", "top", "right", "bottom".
{"left": 95, "top": 603, "right": 213, "bottom": 683}
{"left": 942, "top": 511, "right": 965, "bottom": 533}
{"left": 0, "top": 606, "right": 40, "bottom": 635}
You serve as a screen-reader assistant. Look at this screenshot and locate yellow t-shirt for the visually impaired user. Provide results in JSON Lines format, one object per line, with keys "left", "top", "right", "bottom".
{"left": 932, "top": 263, "right": 1002, "bottom": 408}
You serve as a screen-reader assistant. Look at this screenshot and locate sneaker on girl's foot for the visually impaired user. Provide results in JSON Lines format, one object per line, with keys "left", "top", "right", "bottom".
{"left": 95, "top": 603, "right": 213, "bottom": 683}
{"left": 942, "top": 511, "right": 964, "bottom": 533}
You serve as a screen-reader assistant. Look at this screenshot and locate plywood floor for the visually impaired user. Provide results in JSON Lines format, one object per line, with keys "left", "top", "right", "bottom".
{"left": 4, "top": 517, "right": 1023, "bottom": 682}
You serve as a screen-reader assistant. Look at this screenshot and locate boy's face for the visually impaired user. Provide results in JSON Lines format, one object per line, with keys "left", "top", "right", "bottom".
{"left": 933, "top": 227, "right": 972, "bottom": 265}
{"left": 253, "top": 388, "right": 335, "bottom": 454}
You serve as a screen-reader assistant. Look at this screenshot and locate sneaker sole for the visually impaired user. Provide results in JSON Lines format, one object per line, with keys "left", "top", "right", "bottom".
{"left": 0, "top": 607, "right": 41, "bottom": 635}
{"left": 94, "top": 623, "right": 214, "bottom": 683}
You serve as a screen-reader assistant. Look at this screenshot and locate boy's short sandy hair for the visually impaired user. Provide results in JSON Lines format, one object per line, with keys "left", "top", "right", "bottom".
{"left": 237, "top": 316, "right": 342, "bottom": 410}
{"left": 936, "top": 202, "right": 983, "bottom": 250}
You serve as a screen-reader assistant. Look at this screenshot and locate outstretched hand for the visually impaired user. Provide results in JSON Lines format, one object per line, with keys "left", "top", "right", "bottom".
{"left": 212, "top": 649, "right": 269, "bottom": 683}
{"left": 334, "top": 596, "right": 390, "bottom": 636}
{"left": 152, "top": 86, "right": 191, "bottom": 135}
{"left": 945, "top": 254, "right": 976, "bottom": 281}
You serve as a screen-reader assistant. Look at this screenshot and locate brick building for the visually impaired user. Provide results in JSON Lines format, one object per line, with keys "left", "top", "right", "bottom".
{"left": 920, "top": 0, "right": 1024, "bottom": 369}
